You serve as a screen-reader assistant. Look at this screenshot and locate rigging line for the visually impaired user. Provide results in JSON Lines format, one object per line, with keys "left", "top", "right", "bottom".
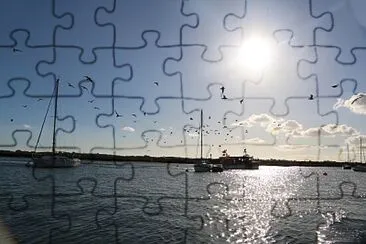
{"left": 34, "top": 85, "right": 57, "bottom": 152}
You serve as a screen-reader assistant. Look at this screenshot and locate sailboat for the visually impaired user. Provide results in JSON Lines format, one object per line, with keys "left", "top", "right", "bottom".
{"left": 32, "top": 79, "right": 80, "bottom": 168}
{"left": 353, "top": 138, "right": 366, "bottom": 172}
{"left": 193, "top": 110, "right": 223, "bottom": 173}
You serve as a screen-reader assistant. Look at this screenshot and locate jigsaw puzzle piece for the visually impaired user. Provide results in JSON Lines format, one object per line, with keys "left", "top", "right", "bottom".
{"left": 51, "top": 178, "right": 116, "bottom": 243}
{"left": 96, "top": 0, "right": 196, "bottom": 47}
{"left": 225, "top": 0, "right": 332, "bottom": 46}
{"left": 54, "top": 0, "right": 114, "bottom": 63}
{"left": 182, "top": 0, "right": 245, "bottom": 61}
{"left": 165, "top": 45, "right": 260, "bottom": 101}
{"left": 298, "top": 47, "right": 366, "bottom": 99}
{"left": 98, "top": 97, "right": 195, "bottom": 157}
{"left": 241, "top": 31, "right": 317, "bottom": 116}
{"left": 0, "top": 195, "right": 70, "bottom": 244}
{"left": 0, "top": 80, "right": 74, "bottom": 152}
{"left": 0, "top": 0, "right": 71, "bottom": 46}
{"left": 313, "top": 0, "right": 366, "bottom": 63}
{"left": 0, "top": 31, "right": 55, "bottom": 97}
{"left": 37, "top": 48, "right": 131, "bottom": 96}
{"left": 97, "top": 196, "right": 203, "bottom": 243}
{"left": 112, "top": 32, "right": 181, "bottom": 113}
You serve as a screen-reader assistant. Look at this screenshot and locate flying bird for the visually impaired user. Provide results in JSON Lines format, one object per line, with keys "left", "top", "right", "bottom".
{"left": 84, "top": 76, "right": 93, "bottom": 82}
{"left": 154, "top": 81, "right": 159, "bottom": 86}
{"left": 144, "top": 112, "right": 147, "bottom": 116}
{"left": 81, "top": 85, "right": 89, "bottom": 92}
{"left": 132, "top": 113, "right": 137, "bottom": 118}
{"left": 308, "top": 94, "right": 314, "bottom": 100}
{"left": 93, "top": 106, "right": 100, "bottom": 110}
{"left": 68, "top": 82, "right": 75, "bottom": 88}
{"left": 240, "top": 98, "right": 244, "bottom": 104}
{"left": 37, "top": 98, "right": 43, "bottom": 101}
{"left": 115, "top": 110, "right": 122, "bottom": 117}
{"left": 190, "top": 117, "right": 193, "bottom": 120}
{"left": 12, "top": 48, "right": 22, "bottom": 53}
{"left": 10, "top": 119, "right": 13, "bottom": 122}
{"left": 22, "top": 105, "right": 28, "bottom": 108}
{"left": 331, "top": 84, "right": 339, "bottom": 88}
{"left": 88, "top": 99, "right": 95, "bottom": 103}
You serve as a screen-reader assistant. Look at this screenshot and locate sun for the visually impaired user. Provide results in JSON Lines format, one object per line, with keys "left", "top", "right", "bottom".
{"left": 237, "top": 36, "right": 274, "bottom": 72}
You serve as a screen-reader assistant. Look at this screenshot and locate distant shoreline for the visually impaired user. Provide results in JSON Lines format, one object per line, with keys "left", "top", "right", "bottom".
{"left": 0, "top": 150, "right": 362, "bottom": 167}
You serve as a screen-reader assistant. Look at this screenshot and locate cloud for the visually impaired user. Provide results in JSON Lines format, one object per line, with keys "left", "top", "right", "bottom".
{"left": 345, "top": 134, "right": 366, "bottom": 146}
{"left": 242, "top": 137, "right": 267, "bottom": 144}
{"left": 334, "top": 93, "right": 366, "bottom": 115}
{"left": 233, "top": 113, "right": 359, "bottom": 138}
{"left": 23, "top": 124, "right": 31, "bottom": 129}
{"left": 121, "top": 126, "right": 135, "bottom": 132}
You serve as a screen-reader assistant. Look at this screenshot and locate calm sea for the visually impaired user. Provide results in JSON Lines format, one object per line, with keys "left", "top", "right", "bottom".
{"left": 0, "top": 157, "right": 365, "bottom": 244}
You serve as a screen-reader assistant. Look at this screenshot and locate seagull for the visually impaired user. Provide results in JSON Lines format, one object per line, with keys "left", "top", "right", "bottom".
{"left": 68, "top": 82, "right": 75, "bottom": 88}
{"left": 132, "top": 113, "right": 137, "bottom": 118}
{"left": 190, "top": 117, "right": 193, "bottom": 120}
{"left": 93, "top": 106, "right": 100, "bottom": 110}
{"left": 331, "top": 84, "right": 338, "bottom": 88}
{"left": 81, "top": 85, "right": 89, "bottom": 92}
{"left": 351, "top": 95, "right": 363, "bottom": 105}
{"left": 220, "top": 86, "right": 225, "bottom": 95}
{"left": 84, "top": 76, "right": 93, "bottom": 82}
{"left": 12, "top": 48, "right": 22, "bottom": 53}
{"left": 10, "top": 119, "right": 13, "bottom": 122}
{"left": 37, "top": 98, "right": 43, "bottom": 101}
{"left": 222, "top": 95, "right": 228, "bottom": 100}
{"left": 154, "top": 81, "right": 159, "bottom": 86}
{"left": 22, "top": 105, "right": 28, "bottom": 108}
{"left": 88, "top": 99, "right": 95, "bottom": 103}
{"left": 308, "top": 94, "right": 314, "bottom": 100}
{"left": 240, "top": 98, "right": 244, "bottom": 104}
{"left": 115, "top": 110, "right": 122, "bottom": 117}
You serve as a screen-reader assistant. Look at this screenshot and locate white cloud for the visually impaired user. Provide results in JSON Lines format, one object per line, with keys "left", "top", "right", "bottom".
{"left": 232, "top": 113, "right": 359, "bottom": 138}
{"left": 121, "top": 126, "right": 135, "bottom": 132}
{"left": 345, "top": 134, "right": 366, "bottom": 146}
{"left": 242, "top": 137, "right": 267, "bottom": 144}
{"left": 334, "top": 93, "right": 366, "bottom": 115}
{"left": 23, "top": 124, "right": 31, "bottom": 129}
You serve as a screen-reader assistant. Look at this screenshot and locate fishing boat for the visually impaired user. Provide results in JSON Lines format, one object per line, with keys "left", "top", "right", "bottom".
{"left": 220, "top": 148, "right": 259, "bottom": 170}
{"left": 32, "top": 79, "right": 80, "bottom": 168}
{"left": 194, "top": 110, "right": 223, "bottom": 173}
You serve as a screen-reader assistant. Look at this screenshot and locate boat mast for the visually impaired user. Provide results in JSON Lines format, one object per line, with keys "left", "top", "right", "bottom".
{"left": 200, "top": 109, "right": 203, "bottom": 159}
{"left": 346, "top": 143, "right": 349, "bottom": 162}
{"left": 52, "top": 79, "right": 59, "bottom": 156}
{"left": 360, "top": 137, "right": 363, "bottom": 163}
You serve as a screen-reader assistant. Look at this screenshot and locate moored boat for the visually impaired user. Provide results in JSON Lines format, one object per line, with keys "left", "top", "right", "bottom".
{"left": 220, "top": 149, "right": 259, "bottom": 170}
{"left": 353, "top": 164, "right": 366, "bottom": 172}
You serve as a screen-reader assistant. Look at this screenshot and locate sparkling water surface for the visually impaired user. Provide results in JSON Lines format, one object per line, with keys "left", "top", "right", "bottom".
{"left": 0, "top": 157, "right": 365, "bottom": 243}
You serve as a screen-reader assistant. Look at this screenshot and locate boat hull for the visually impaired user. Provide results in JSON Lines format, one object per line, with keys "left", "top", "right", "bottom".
{"left": 222, "top": 163, "right": 259, "bottom": 170}
{"left": 353, "top": 165, "right": 366, "bottom": 172}
{"left": 33, "top": 156, "right": 80, "bottom": 168}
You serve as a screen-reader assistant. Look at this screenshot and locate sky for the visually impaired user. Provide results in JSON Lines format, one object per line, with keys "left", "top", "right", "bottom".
{"left": 1, "top": 0, "right": 366, "bottom": 161}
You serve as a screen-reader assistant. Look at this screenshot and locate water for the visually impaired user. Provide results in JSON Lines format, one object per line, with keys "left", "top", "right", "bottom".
{"left": 0, "top": 157, "right": 365, "bottom": 243}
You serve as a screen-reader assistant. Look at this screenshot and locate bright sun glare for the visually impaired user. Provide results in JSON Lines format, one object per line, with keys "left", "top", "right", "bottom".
{"left": 237, "top": 37, "right": 274, "bottom": 72}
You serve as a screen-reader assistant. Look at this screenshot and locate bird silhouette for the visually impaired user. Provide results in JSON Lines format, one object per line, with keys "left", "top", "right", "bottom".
{"left": 190, "top": 117, "right": 193, "bottom": 120}
{"left": 68, "top": 82, "right": 75, "bottom": 88}
{"left": 93, "top": 106, "right": 100, "bottom": 110}
{"left": 308, "top": 94, "right": 314, "bottom": 100}
{"left": 37, "top": 98, "right": 43, "bottom": 101}
{"left": 220, "top": 86, "right": 225, "bottom": 94}
{"left": 154, "top": 81, "right": 159, "bottom": 86}
{"left": 88, "top": 99, "right": 95, "bottom": 103}
{"left": 132, "top": 113, "right": 137, "bottom": 118}
{"left": 10, "top": 119, "right": 13, "bottom": 122}
{"left": 22, "top": 105, "right": 28, "bottom": 108}
{"left": 144, "top": 112, "right": 147, "bottom": 116}
{"left": 331, "top": 84, "right": 339, "bottom": 88}
{"left": 81, "top": 85, "right": 89, "bottom": 92}
{"left": 115, "top": 110, "right": 122, "bottom": 117}
{"left": 240, "top": 98, "right": 244, "bottom": 104}
{"left": 84, "top": 76, "right": 93, "bottom": 82}
{"left": 208, "top": 116, "right": 211, "bottom": 119}
{"left": 12, "top": 48, "right": 22, "bottom": 53}
{"left": 222, "top": 95, "right": 227, "bottom": 100}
